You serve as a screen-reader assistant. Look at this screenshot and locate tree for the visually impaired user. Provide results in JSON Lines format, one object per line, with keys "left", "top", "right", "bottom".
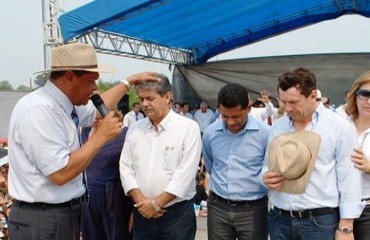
{"left": 0, "top": 80, "right": 14, "bottom": 91}
{"left": 17, "top": 85, "right": 32, "bottom": 92}
{"left": 34, "top": 73, "right": 48, "bottom": 88}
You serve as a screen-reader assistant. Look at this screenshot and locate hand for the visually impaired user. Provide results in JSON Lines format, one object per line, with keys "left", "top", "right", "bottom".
{"left": 351, "top": 148, "right": 370, "bottom": 173}
{"left": 134, "top": 198, "right": 167, "bottom": 219}
{"left": 127, "top": 72, "right": 161, "bottom": 86}
{"left": 335, "top": 230, "right": 354, "bottom": 240}
{"left": 91, "top": 111, "right": 122, "bottom": 143}
{"left": 263, "top": 171, "right": 284, "bottom": 191}
{"left": 260, "top": 90, "right": 271, "bottom": 103}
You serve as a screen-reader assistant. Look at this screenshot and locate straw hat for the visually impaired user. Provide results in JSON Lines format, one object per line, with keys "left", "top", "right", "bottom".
{"left": 268, "top": 131, "right": 321, "bottom": 194}
{"left": 35, "top": 42, "right": 114, "bottom": 74}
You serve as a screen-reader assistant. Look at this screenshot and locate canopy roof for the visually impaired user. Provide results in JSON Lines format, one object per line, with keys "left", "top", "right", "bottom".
{"left": 59, "top": 0, "right": 370, "bottom": 64}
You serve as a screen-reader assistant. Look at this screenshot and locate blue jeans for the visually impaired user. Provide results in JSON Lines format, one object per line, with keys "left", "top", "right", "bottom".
{"left": 268, "top": 207, "right": 339, "bottom": 240}
{"left": 207, "top": 193, "right": 268, "bottom": 240}
{"left": 133, "top": 200, "right": 196, "bottom": 240}
{"left": 354, "top": 204, "right": 370, "bottom": 240}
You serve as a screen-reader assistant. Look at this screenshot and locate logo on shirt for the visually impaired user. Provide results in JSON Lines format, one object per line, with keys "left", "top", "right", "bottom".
{"left": 165, "top": 146, "right": 175, "bottom": 150}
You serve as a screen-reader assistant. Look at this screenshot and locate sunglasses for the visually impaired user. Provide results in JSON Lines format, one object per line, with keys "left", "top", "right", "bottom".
{"left": 356, "top": 89, "right": 370, "bottom": 101}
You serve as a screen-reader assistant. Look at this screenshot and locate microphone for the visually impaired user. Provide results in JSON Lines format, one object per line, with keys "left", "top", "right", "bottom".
{"left": 90, "top": 94, "right": 109, "bottom": 117}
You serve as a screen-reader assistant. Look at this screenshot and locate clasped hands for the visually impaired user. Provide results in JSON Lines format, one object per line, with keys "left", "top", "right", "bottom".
{"left": 134, "top": 198, "right": 167, "bottom": 219}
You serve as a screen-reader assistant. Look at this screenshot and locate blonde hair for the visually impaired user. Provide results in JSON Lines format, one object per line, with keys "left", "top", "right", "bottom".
{"left": 346, "top": 71, "right": 370, "bottom": 120}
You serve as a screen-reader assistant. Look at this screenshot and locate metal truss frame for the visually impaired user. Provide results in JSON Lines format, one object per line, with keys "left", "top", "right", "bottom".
{"left": 77, "top": 29, "right": 194, "bottom": 65}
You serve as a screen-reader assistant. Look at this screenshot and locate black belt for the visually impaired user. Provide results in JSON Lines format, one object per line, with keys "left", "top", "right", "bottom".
{"left": 210, "top": 191, "right": 267, "bottom": 206}
{"left": 14, "top": 197, "right": 83, "bottom": 209}
{"left": 275, "top": 206, "right": 339, "bottom": 218}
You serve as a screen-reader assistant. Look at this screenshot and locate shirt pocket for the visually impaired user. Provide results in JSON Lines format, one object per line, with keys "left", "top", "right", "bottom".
{"left": 161, "top": 149, "right": 181, "bottom": 171}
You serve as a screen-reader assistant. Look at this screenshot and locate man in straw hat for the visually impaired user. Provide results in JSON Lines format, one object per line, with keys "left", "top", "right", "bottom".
{"left": 202, "top": 83, "right": 270, "bottom": 240}
{"left": 262, "top": 67, "right": 365, "bottom": 240}
{"left": 7, "top": 42, "right": 160, "bottom": 240}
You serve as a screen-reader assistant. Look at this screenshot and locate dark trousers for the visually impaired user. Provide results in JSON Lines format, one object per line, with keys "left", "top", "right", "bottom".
{"left": 8, "top": 200, "right": 81, "bottom": 240}
{"left": 207, "top": 192, "right": 268, "bottom": 240}
{"left": 81, "top": 184, "right": 134, "bottom": 240}
{"left": 133, "top": 200, "right": 196, "bottom": 240}
{"left": 354, "top": 204, "right": 370, "bottom": 240}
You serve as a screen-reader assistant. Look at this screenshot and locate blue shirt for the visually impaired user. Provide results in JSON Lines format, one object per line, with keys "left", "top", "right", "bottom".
{"left": 262, "top": 103, "right": 365, "bottom": 218}
{"left": 202, "top": 115, "right": 270, "bottom": 201}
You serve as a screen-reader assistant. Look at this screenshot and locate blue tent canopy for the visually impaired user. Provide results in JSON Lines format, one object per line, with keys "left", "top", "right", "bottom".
{"left": 59, "top": 0, "right": 370, "bottom": 64}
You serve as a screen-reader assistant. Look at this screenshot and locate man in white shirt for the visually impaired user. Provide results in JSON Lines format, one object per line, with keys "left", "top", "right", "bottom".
{"left": 262, "top": 67, "right": 364, "bottom": 240}
{"left": 194, "top": 101, "right": 215, "bottom": 134}
{"left": 249, "top": 90, "right": 276, "bottom": 124}
{"left": 120, "top": 74, "right": 202, "bottom": 239}
{"left": 123, "top": 102, "right": 144, "bottom": 127}
{"left": 7, "top": 42, "right": 160, "bottom": 240}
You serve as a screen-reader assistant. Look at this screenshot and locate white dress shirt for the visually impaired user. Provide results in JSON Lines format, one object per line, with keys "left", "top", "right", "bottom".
{"left": 249, "top": 101, "right": 275, "bottom": 121}
{"left": 261, "top": 103, "right": 365, "bottom": 218}
{"left": 8, "top": 81, "right": 96, "bottom": 203}
{"left": 120, "top": 110, "right": 202, "bottom": 207}
{"left": 348, "top": 117, "right": 370, "bottom": 200}
{"left": 123, "top": 110, "right": 144, "bottom": 127}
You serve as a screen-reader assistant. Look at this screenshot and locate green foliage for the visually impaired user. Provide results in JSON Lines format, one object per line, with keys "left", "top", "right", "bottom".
{"left": 17, "top": 85, "right": 32, "bottom": 92}
{"left": 0, "top": 81, "right": 14, "bottom": 91}
{"left": 98, "top": 80, "right": 139, "bottom": 110}
{"left": 34, "top": 73, "right": 48, "bottom": 88}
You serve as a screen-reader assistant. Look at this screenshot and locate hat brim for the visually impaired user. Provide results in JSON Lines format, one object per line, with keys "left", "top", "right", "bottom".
{"left": 33, "top": 63, "right": 115, "bottom": 75}
{"left": 268, "top": 131, "right": 321, "bottom": 194}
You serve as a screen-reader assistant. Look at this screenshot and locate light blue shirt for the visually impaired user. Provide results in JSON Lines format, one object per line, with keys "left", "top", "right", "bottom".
{"left": 262, "top": 103, "right": 365, "bottom": 218}
{"left": 203, "top": 115, "right": 270, "bottom": 201}
{"left": 8, "top": 81, "right": 96, "bottom": 203}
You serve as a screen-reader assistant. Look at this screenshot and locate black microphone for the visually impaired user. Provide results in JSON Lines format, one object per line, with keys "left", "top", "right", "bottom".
{"left": 90, "top": 94, "right": 109, "bottom": 117}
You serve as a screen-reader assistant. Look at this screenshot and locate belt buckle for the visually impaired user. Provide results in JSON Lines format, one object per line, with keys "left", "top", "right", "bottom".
{"left": 290, "top": 210, "right": 302, "bottom": 218}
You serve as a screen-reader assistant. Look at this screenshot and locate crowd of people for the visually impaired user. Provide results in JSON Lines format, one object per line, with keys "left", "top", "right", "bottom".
{"left": 3, "top": 41, "right": 370, "bottom": 240}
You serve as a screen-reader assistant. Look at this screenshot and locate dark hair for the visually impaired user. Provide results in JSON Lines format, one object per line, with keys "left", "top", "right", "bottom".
{"left": 218, "top": 83, "right": 249, "bottom": 109}
{"left": 277, "top": 67, "right": 316, "bottom": 97}
{"left": 135, "top": 73, "right": 171, "bottom": 96}
{"left": 50, "top": 70, "right": 89, "bottom": 80}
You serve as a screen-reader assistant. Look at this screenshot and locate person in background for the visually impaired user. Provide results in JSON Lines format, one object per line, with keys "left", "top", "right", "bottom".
{"left": 192, "top": 171, "right": 208, "bottom": 206}
{"left": 262, "top": 67, "right": 364, "bottom": 240}
{"left": 173, "top": 101, "right": 182, "bottom": 114}
{"left": 7, "top": 42, "right": 160, "bottom": 240}
{"left": 181, "top": 102, "right": 193, "bottom": 119}
{"left": 249, "top": 90, "right": 276, "bottom": 125}
{"left": 345, "top": 71, "right": 370, "bottom": 239}
{"left": 81, "top": 109, "right": 134, "bottom": 240}
{"left": 194, "top": 101, "right": 215, "bottom": 135}
{"left": 203, "top": 83, "right": 270, "bottom": 240}
{"left": 337, "top": 90, "right": 350, "bottom": 118}
{"left": 123, "top": 102, "right": 144, "bottom": 127}
{"left": 120, "top": 74, "right": 202, "bottom": 240}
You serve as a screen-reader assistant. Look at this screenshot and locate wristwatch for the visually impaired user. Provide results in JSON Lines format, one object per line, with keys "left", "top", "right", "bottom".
{"left": 337, "top": 226, "right": 353, "bottom": 234}
{"left": 120, "top": 79, "right": 132, "bottom": 89}
{"left": 151, "top": 199, "right": 161, "bottom": 212}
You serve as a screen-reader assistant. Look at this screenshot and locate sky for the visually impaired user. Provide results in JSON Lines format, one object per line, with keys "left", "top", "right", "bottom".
{"left": 2, "top": 1, "right": 370, "bottom": 88}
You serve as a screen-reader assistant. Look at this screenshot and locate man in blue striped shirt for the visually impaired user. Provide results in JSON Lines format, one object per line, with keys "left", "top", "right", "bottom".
{"left": 202, "top": 83, "right": 270, "bottom": 240}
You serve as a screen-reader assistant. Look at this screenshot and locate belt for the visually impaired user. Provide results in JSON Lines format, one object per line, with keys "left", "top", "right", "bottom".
{"left": 163, "top": 200, "right": 188, "bottom": 210}
{"left": 14, "top": 197, "right": 83, "bottom": 209}
{"left": 210, "top": 191, "right": 267, "bottom": 206}
{"left": 275, "top": 206, "right": 339, "bottom": 218}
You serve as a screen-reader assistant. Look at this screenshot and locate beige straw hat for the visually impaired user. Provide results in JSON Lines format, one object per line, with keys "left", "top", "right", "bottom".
{"left": 268, "top": 131, "right": 321, "bottom": 194}
{"left": 35, "top": 42, "right": 114, "bottom": 74}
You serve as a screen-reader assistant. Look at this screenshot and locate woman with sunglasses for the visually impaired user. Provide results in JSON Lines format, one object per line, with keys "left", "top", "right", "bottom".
{"left": 346, "top": 71, "right": 370, "bottom": 239}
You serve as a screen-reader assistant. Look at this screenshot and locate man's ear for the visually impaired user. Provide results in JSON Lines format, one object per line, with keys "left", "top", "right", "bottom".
{"left": 165, "top": 91, "right": 173, "bottom": 103}
{"left": 64, "top": 71, "right": 74, "bottom": 83}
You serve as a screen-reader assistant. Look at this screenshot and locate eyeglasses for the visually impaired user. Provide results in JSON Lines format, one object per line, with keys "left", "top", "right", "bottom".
{"left": 356, "top": 89, "right": 370, "bottom": 101}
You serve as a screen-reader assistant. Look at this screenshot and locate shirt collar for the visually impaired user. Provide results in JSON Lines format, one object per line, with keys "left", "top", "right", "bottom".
{"left": 215, "top": 115, "right": 260, "bottom": 134}
{"left": 145, "top": 109, "right": 173, "bottom": 132}
{"left": 43, "top": 80, "right": 74, "bottom": 114}
{"left": 287, "top": 102, "right": 321, "bottom": 128}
